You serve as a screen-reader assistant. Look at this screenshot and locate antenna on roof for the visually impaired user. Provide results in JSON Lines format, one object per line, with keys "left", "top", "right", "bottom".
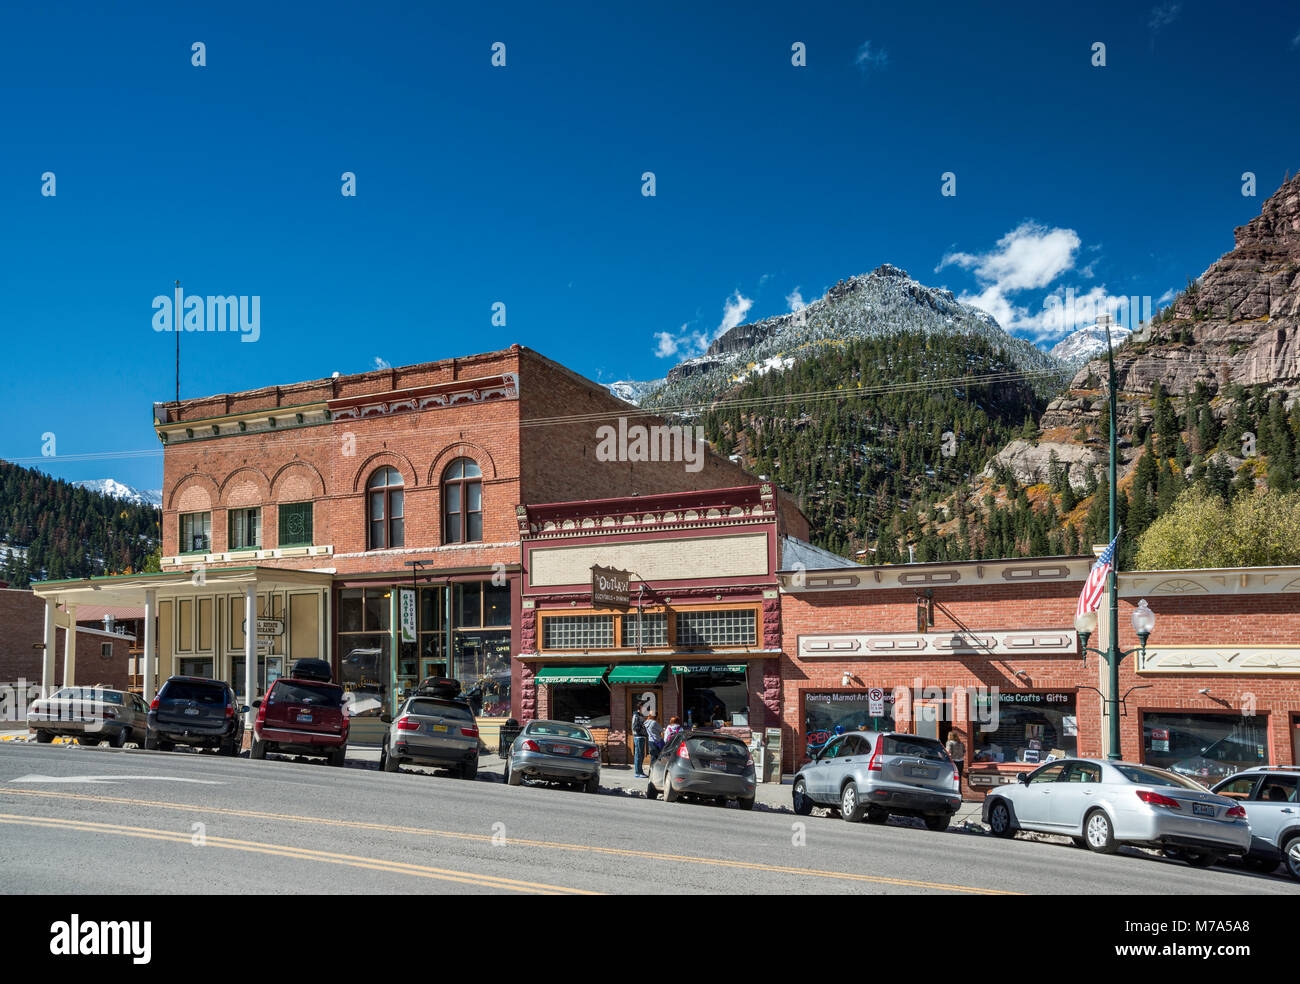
{"left": 174, "top": 280, "right": 182, "bottom": 406}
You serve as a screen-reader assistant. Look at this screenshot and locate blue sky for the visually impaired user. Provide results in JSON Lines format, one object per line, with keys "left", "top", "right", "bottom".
{"left": 3, "top": 0, "right": 1299, "bottom": 491}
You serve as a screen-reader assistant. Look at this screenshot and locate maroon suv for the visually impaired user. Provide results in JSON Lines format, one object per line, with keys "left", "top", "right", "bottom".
{"left": 251, "top": 677, "right": 349, "bottom": 766}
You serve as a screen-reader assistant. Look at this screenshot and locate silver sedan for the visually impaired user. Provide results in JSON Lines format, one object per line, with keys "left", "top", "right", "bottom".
{"left": 505, "top": 720, "right": 601, "bottom": 792}
{"left": 983, "top": 758, "right": 1251, "bottom": 866}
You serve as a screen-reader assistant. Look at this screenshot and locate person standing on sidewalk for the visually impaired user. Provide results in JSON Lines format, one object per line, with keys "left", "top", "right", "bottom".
{"left": 645, "top": 711, "right": 664, "bottom": 758}
{"left": 946, "top": 730, "right": 966, "bottom": 786}
{"left": 630, "top": 705, "right": 648, "bottom": 778}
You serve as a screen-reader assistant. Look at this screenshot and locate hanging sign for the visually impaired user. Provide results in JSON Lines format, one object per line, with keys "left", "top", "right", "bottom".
{"left": 591, "top": 565, "right": 631, "bottom": 610}
{"left": 399, "top": 588, "right": 417, "bottom": 644}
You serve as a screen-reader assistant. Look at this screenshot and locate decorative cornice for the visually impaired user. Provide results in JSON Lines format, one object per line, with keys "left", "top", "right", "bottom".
{"left": 781, "top": 558, "right": 1092, "bottom": 593}
{"left": 329, "top": 372, "right": 518, "bottom": 422}
{"left": 1121, "top": 569, "right": 1300, "bottom": 597}
{"left": 521, "top": 504, "right": 775, "bottom": 539}
{"left": 797, "top": 630, "right": 1078, "bottom": 658}
{"left": 1136, "top": 646, "right": 1300, "bottom": 675}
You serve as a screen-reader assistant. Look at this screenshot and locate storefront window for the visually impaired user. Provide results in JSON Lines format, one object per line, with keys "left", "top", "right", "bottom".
{"left": 973, "top": 692, "right": 1077, "bottom": 765}
{"left": 338, "top": 587, "right": 392, "bottom": 715}
{"left": 803, "top": 692, "right": 896, "bottom": 761}
{"left": 454, "top": 630, "right": 510, "bottom": 716}
{"left": 231, "top": 655, "right": 282, "bottom": 701}
{"left": 678, "top": 665, "right": 748, "bottom": 728}
{"left": 551, "top": 684, "right": 611, "bottom": 728}
{"left": 1143, "top": 712, "right": 1268, "bottom": 783}
{"left": 178, "top": 657, "right": 213, "bottom": 679}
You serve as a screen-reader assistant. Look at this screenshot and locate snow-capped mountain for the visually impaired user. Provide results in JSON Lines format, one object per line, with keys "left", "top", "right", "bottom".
{"left": 605, "top": 379, "right": 665, "bottom": 406}
{"left": 640, "top": 264, "right": 1062, "bottom": 410}
{"left": 74, "top": 479, "right": 163, "bottom": 508}
{"left": 1047, "top": 322, "right": 1134, "bottom": 364}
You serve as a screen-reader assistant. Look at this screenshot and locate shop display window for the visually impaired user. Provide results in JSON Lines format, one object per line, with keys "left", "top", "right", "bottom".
{"left": 551, "top": 684, "right": 611, "bottom": 728}
{"left": 1143, "top": 712, "right": 1268, "bottom": 782}
{"left": 803, "top": 692, "right": 895, "bottom": 760}
{"left": 972, "top": 693, "right": 1077, "bottom": 765}
{"left": 680, "top": 667, "right": 748, "bottom": 727}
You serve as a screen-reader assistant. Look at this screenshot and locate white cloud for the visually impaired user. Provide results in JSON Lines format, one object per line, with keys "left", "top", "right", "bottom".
{"left": 1292, "top": 29, "right": 1300, "bottom": 47}
{"left": 855, "top": 41, "right": 888, "bottom": 72}
{"left": 786, "top": 287, "right": 806, "bottom": 312}
{"left": 1149, "top": 2, "right": 1181, "bottom": 31}
{"left": 1158, "top": 288, "right": 1176, "bottom": 305}
{"left": 718, "top": 290, "right": 754, "bottom": 334}
{"left": 939, "top": 221, "right": 1080, "bottom": 293}
{"left": 373, "top": 356, "right": 391, "bottom": 370}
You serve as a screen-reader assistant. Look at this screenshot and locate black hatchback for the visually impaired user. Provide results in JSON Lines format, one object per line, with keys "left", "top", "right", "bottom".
{"left": 146, "top": 676, "right": 247, "bottom": 755}
{"left": 646, "top": 730, "right": 757, "bottom": 809}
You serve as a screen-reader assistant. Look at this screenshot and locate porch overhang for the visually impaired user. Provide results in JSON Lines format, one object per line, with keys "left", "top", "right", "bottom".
{"left": 31, "top": 566, "right": 336, "bottom": 607}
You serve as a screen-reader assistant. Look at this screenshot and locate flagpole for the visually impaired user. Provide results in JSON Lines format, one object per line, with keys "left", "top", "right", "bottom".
{"left": 1105, "top": 314, "right": 1122, "bottom": 760}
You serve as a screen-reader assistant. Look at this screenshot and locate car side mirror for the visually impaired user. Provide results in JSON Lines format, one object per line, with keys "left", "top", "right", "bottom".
{"left": 380, "top": 713, "right": 393, "bottom": 725}
{"left": 251, "top": 699, "right": 262, "bottom": 708}
{"left": 1016, "top": 772, "right": 1030, "bottom": 785}
{"left": 239, "top": 705, "right": 250, "bottom": 715}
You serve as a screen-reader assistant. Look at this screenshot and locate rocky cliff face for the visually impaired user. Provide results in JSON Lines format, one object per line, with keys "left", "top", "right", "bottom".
{"left": 991, "top": 173, "right": 1300, "bottom": 489}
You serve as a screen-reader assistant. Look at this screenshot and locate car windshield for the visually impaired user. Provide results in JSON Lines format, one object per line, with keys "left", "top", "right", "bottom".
{"left": 881, "top": 735, "right": 950, "bottom": 762}
{"left": 1114, "top": 764, "right": 1207, "bottom": 790}
{"left": 527, "top": 722, "right": 591, "bottom": 740}
{"left": 686, "top": 736, "right": 750, "bottom": 760}
{"left": 53, "top": 688, "right": 123, "bottom": 704}
{"left": 160, "top": 682, "right": 225, "bottom": 704}
{"left": 407, "top": 698, "right": 473, "bottom": 722}
{"left": 270, "top": 682, "right": 343, "bottom": 707}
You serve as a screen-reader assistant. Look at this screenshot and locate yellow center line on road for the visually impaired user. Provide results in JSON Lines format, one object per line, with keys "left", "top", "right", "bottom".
{"left": 0, "top": 787, "right": 1020, "bottom": 895}
{"left": 0, "top": 813, "right": 594, "bottom": 895}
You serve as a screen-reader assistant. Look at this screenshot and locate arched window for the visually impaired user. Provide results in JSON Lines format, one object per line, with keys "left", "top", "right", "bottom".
{"left": 442, "top": 458, "right": 482, "bottom": 543}
{"left": 367, "top": 466, "right": 404, "bottom": 549}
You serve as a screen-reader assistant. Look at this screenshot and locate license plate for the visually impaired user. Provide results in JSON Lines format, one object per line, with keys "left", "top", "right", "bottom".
{"left": 297, "top": 713, "right": 313, "bottom": 723}
{"left": 1192, "top": 802, "right": 1215, "bottom": 817}
{"left": 183, "top": 708, "right": 200, "bottom": 716}
{"left": 708, "top": 761, "right": 726, "bottom": 771}
{"left": 428, "top": 724, "right": 448, "bottom": 733}
{"left": 551, "top": 745, "right": 572, "bottom": 755}
{"left": 909, "top": 766, "right": 935, "bottom": 778}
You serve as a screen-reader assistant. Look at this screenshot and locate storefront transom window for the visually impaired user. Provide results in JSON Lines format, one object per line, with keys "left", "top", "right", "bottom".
{"left": 677, "top": 609, "right": 756, "bottom": 647}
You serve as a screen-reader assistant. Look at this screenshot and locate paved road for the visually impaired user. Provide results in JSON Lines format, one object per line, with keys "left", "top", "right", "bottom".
{"left": 2, "top": 743, "right": 1296, "bottom": 895}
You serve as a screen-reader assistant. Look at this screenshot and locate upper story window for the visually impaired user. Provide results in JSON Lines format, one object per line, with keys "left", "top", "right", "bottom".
{"left": 180, "top": 512, "right": 211, "bottom": 554}
{"left": 367, "top": 467, "right": 405, "bottom": 550}
{"left": 278, "top": 502, "right": 313, "bottom": 547}
{"left": 676, "top": 609, "right": 757, "bottom": 648}
{"left": 228, "top": 507, "right": 262, "bottom": 550}
{"left": 442, "top": 458, "right": 482, "bottom": 544}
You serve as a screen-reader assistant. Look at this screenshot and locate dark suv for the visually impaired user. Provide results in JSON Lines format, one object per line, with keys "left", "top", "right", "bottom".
{"left": 146, "top": 676, "right": 246, "bottom": 755}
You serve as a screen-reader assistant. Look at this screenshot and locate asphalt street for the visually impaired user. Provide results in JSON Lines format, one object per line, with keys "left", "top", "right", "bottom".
{"left": 2, "top": 743, "right": 1297, "bottom": 895}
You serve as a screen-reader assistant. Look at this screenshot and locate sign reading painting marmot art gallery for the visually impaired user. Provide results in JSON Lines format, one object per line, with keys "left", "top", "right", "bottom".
{"left": 591, "top": 565, "right": 631, "bottom": 610}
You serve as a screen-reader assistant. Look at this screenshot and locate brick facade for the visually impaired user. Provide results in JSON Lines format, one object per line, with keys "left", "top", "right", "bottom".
{"left": 0, "top": 588, "right": 135, "bottom": 697}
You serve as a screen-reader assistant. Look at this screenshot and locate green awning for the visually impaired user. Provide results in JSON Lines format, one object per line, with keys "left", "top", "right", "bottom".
{"left": 533, "top": 665, "right": 609, "bottom": 685}
{"left": 607, "top": 664, "right": 669, "bottom": 685}
{"left": 671, "top": 663, "right": 748, "bottom": 675}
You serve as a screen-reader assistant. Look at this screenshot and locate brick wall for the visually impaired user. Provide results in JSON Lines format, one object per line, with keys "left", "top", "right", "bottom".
{"left": 0, "top": 589, "right": 134, "bottom": 696}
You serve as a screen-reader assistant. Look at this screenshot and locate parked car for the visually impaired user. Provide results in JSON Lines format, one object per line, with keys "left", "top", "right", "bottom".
{"left": 1170, "top": 733, "right": 1268, "bottom": 783}
{"left": 983, "top": 758, "right": 1251, "bottom": 866}
{"left": 250, "top": 675, "right": 349, "bottom": 766}
{"left": 379, "top": 690, "right": 479, "bottom": 779}
{"left": 27, "top": 686, "right": 148, "bottom": 748}
{"left": 504, "top": 719, "right": 600, "bottom": 792}
{"left": 146, "top": 676, "right": 246, "bottom": 755}
{"left": 791, "top": 731, "right": 961, "bottom": 830}
{"left": 645, "top": 730, "right": 756, "bottom": 809}
{"left": 1210, "top": 766, "right": 1300, "bottom": 879}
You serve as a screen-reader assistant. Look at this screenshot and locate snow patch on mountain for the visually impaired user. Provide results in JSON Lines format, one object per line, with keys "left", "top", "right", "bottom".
{"left": 1047, "top": 322, "right": 1134, "bottom": 364}
{"left": 74, "top": 479, "right": 163, "bottom": 508}
{"left": 605, "top": 379, "right": 665, "bottom": 406}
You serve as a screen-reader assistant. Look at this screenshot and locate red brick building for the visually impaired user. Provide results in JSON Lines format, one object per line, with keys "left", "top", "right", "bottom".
{"left": 32, "top": 345, "right": 795, "bottom": 743}
{"left": 777, "top": 554, "right": 1300, "bottom": 792}
{"left": 515, "top": 483, "right": 802, "bottom": 766}
{"left": 0, "top": 588, "right": 135, "bottom": 701}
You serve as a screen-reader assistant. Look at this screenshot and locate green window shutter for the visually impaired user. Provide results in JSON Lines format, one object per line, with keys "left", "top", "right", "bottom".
{"left": 278, "top": 502, "right": 313, "bottom": 547}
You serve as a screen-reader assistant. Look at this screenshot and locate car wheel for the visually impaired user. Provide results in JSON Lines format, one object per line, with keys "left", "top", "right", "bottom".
{"left": 1084, "top": 809, "right": 1117, "bottom": 854}
{"left": 219, "top": 738, "right": 238, "bottom": 757}
{"left": 505, "top": 756, "right": 522, "bottom": 786}
{"left": 840, "top": 783, "right": 865, "bottom": 822}
{"left": 924, "top": 814, "right": 951, "bottom": 832}
{"left": 250, "top": 739, "right": 267, "bottom": 760}
{"left": 35, "top": 730, "right": 54, "bottom": 744}
{"left": 1240, "top": 856, "right": 1277, "bottom": 874}
{"left": 108, "top": 730, "right": 127, "bottom": 749}
{"left": 461, "top": 760, "right": 478, "bottom": 781}
{"left": 77, "top": 736, "right": 101, "bottom": 746}
{"left": 329, "top": 747, "right": 346, "bottom": 768}
{"left": 737, "top": 796, "right": 755, "bottom": 811}
{"left": 664, "top": 780, "right": 679, "bottom": 803}
{"left": 864, "top": 808, "right": 888, "bottom": 824}
{"left": 987, "top": 798, "right": 1015, "bottom": 838}
{"left": 645, "top": 779, "right": 659, "bottom": 799}
{"left": 143, "top": 731, "right": 159, "bottom": 750}
{"left": 792, "top": 779, "right": 814, "bottom": 816}
{"left": 1071, "top": 837, "right": 1087, "bottom": 848}
{"left": 584, "top": 773, "right": 600, "bottom": 794}
{"left": 1283, "top": 835, "right": 1300, "bottom": 881}
{"left": 381, "top": 742, "right": 401, "bottom": 773}
{"left": 1181, "top": 851, "right": 1219, "bottom": 869}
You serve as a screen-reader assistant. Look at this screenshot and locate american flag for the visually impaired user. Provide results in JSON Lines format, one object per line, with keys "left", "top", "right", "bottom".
{"left": 1077, "top": 533, "right": 1119, "bottom": 617}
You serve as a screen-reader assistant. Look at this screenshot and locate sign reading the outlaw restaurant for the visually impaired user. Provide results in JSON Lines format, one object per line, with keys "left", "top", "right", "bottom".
{"left": 591, "top": 565, "right": 631, "bottom": 611}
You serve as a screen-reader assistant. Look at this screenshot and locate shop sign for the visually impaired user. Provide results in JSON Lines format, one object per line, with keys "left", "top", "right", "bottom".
{"left": 1151, "top": 728, "right": 1170, "bottom": 752}
{"left": 399, "top": 588, "right": 417, "bottom": 644}
{"left": 243, "top": 617, "right": 284, "bottom": 637}
{"left": 591, "top": 565, "right": 630, "bottom": 610}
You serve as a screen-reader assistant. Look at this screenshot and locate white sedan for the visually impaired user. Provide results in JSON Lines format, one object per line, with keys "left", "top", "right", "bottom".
{"left": 982, "top": 758, "right": 1251, "bottom": 866}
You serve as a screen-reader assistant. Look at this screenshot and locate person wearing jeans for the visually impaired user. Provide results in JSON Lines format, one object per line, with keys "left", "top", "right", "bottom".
{"left": 631, "top": 707, "right": 648, "bottom": 778}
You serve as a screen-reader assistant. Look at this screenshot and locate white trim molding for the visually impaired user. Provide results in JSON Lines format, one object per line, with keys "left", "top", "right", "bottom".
{"left": 1136, "top": 645, "right": 1300, "bottom": 675}
{"left": 798, "top": 630, "right": 1078, "bottom": 658}
{"left": 780, "top": 557, "right": 1093, "bottom": 593}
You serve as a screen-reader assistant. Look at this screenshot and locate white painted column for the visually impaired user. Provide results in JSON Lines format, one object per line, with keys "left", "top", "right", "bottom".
{"left": 41, "top": 600, "right": 57, "bottom": 697}
{"left": 63, "top": 604, "right": 78, "bottom": 689}
{"left": 244, "top": 583, "right": 257, "bottom": 726}
{"left": 142, "top": 589, "right": 158, "bottom": 702}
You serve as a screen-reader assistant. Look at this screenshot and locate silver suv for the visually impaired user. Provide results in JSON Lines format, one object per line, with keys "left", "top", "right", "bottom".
{"left": 1211, "top": 766, "right": 1300, "bottom": 879}
{"left": 792, "top": 731, "right": 961, "bottom": 830}
{"left": 380, "top": 694, "right": 479, "bottom": 780}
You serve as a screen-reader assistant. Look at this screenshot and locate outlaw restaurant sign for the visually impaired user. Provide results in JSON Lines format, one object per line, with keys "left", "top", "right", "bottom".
{"left": 591, "top": 565, "right": 631, "bottom": 610}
